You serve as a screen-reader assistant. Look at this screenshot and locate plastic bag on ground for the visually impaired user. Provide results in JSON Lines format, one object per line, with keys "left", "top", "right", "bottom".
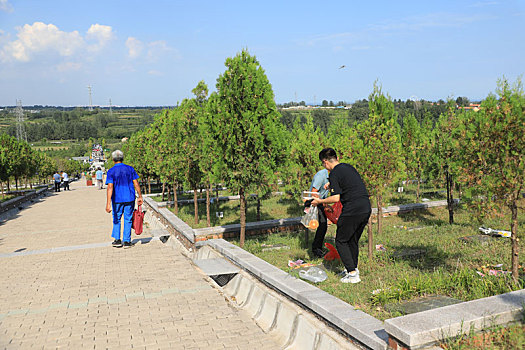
{"left": 301, "top": 205, "right": 319, "bottom": 230}
{"left": 299, "top": 266, "right": 327, "bottom": 283}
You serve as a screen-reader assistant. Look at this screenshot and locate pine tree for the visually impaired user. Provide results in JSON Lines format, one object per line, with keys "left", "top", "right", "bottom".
{"left": 208, "top": 50, "right": 287, "bottom": 247}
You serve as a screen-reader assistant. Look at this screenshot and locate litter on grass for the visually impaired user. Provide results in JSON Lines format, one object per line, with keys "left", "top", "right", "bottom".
{"left": 299, "top": 266, "right": 328, "bottom": 283}
{"left": 324, "top": 242, "right": 340, "bottom": 261}
{"left": 375, "top": 244, "right": 387, "bottom": 252}
{"left": 479, "top": 226, "right": 511, "bottom": 238}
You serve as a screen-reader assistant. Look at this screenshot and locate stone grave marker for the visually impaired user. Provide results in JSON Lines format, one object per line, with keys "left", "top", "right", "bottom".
{"left": 458, "top": 235, "right": 493, "bottom": 246}
{"left": 385, "top": 295, "right": 462, "bottom": 315}
{"left": 392, "top": 248, "right": 426, "bottom": 258}
{"left": 261, "top": 243, "right": 290, "bottom": 252}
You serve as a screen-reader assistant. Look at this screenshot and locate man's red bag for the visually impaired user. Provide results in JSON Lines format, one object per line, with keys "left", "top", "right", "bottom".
{"left": 323, "top": 201, "right": 342, "bottom": 224}
{"left": 132, "top": 205, "right": 144, "bottom": 235}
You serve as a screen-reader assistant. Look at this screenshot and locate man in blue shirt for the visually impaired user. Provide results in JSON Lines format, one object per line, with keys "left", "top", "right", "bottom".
{"left": 53, "top": 171, "right": 61, "bottom": 192}
{"left": 95, "top": 167, "right": 104, "bottom": 190}
{"left": 309, "top": 168, "right": 329, "bottom": 258}
{"left": 105, "top": 150, "right": 143, "bottom": 248}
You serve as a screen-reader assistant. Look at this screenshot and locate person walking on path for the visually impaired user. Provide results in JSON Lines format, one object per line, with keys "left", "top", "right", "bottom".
{"left": 53, "top": 171, "right": 61, "bottom": 192}
{"left": 311, "top": 148, "right": 371, "bottom": 284}
{"left": 62, "top": 171, "right": 70, "bottom": 191}
{"left": 95, "top": 167, "right": 104, "bottom": 190}
{"left": 309, "top": 168, "right": 329, "bottom": 258}
{"left": 105, "top": 150, "right": 143, "bottom": 248}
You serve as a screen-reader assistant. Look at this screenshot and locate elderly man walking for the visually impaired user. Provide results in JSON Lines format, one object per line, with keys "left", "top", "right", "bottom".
{"left": 105, "top": 150, "right": 143, "bottom": 248}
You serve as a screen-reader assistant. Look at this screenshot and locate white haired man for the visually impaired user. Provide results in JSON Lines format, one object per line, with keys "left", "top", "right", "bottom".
{"left": 105, "top": 150, "right": 143, "bottom": 248}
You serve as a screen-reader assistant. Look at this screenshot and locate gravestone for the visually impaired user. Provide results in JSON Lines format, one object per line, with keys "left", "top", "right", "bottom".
{"left": 459, "top": 235, "right": 492, "bottom": 246}
{"left": 392, "top": 248, "right": 426, "bottom": 258}
{"left": 385, "top": 295, "right": 462, "bottom": 315}
{"left": 261, "top": 243, "right": 290, "bottom": 252}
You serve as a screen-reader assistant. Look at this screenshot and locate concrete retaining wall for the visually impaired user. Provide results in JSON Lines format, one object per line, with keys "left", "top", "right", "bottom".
{"left": 142, "top": 195, "right": 524, "bottom": 350}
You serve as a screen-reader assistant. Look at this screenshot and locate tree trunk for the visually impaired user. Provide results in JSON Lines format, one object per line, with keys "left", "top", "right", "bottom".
{"left": 193, "top": 187, "right": 199, "bottom": 225}
{"left": 416, "top": 178, "right": 420, "bottom": 203}
{"left": 147, "top": 177, "right": 151, "bottom": 194}
{"left": 216, "top": 185, "right": 219, "bottom": 200}
{"left": 206, "top": 181, "right": 211, "bottom": 227}
{"left": 445, "top": 168, "right": 454, "bottom": 224}
{"left": 173, "top": 182, "right": 179, "bottom": 214}
{"left": 377, "top": 193, "right": 383, "bottom": 235}
{"left": 15, "top": 175, "right": 19, "bottom": 190}
{"left": 161, "top": 182, "right": 166, "bottom": 202}
{"left": 1, "top": 181, "right": 4, "bottom": 199}
{"left": 256, "top": 196, "right": 261, "bottom": 221}
{"left": 166, "top": 184, "right": 171, "bottom": 204}
{"left": 7, "top": 179, "right": 10, "bottom": 192}
{"left": 367, "top": 216, "right": 373, "bottom": 261}
{"left": 239, "top": 187, "right": 246, "bottom": 248}
{"left": 510, "top": 198, "right": 519, "bottom": 282}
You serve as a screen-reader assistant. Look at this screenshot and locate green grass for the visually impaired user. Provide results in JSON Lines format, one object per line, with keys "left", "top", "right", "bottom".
{"left": 440, "top": 322, "right": 525, "bottom": 349}
{"left": 0, "top": 194, "right": 17, "bottom": 203}
{"left": 227, "top": 200, "right": 524, "bottom": 321}
{"left": 167, "top": 194, "right": 304, "bottom": 229}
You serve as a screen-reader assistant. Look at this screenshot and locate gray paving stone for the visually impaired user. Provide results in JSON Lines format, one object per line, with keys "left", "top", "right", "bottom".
{"left": 193, "top": 258, "right": 240, "bottom": 276}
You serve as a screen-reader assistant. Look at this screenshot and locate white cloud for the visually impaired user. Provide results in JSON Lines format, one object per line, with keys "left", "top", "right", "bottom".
{"left": 125, "top": 38, "right": 181, "bottom": 62}
{"left": 0, "top": 22, "right": 114, "bottom": 62}
{"left": 146, "top": 40, "right": 177, "bottom": 62}
{"left": 0, "top": 0, "right": 13, "bottom": 13}
{"left": 86, "top": 24, "right": 115, "bottom": 52}
{"left": 56, "top": 61, "right": 82, "bottom": 72}
{"left": 148, "top": 69, "right": 163, "bottom": 76}
{"left": 126, "top": 37, "right": 143, "bottom": 58}
{"left": 305, "top": 12, "right": 493, "bottom": 47}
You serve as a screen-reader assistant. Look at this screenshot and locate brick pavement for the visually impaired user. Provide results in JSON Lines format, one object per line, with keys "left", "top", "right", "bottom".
{"left": 0, "top": 179, "right": 280, "bottom": 349}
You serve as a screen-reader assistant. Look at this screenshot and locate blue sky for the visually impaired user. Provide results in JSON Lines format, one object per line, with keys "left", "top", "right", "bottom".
{"left": 0, "top": 0, "right": 523, "bottom": 106}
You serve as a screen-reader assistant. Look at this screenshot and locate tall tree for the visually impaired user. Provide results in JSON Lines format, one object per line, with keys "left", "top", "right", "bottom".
{"left": 283, "top": 113, "right": 325, "bottom": 203}
{"left": 456, "top": 78, "right": 524, "bottom": 281}
{"left": 431, "top": 100, "right": 461, "bottom": 224}
{"left": 356, "top": 84, "right": 405, "bottom": 236}
{"left": 207, "top": 50, "right": 287, "bottom": 247}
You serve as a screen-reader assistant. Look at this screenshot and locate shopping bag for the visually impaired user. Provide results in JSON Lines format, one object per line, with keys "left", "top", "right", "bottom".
{"left": 324, "top": 242, "right": 341, "bottom": 261}
{"left": 132, "top": 205, "right": 144, "bottom": 235}
{"left": 323, "top": 201, "right": 342, "bottom": 224}
{"left": 301, "top": 205, "right": 319, "bottom": 230}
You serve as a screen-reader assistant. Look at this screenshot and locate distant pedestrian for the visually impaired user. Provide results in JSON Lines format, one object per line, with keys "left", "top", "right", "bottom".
{"left": 105, "top": 150, "right": 143, "bottom": 249}
{"left": 53, "top": 171, "right": 61, "bottom": 192}
{"left": 95, "top": 167, "right": 104, "bottom": 190}
{"left": 62, "top": 171, "right": 70, "bottom": 191}
{"left": 311, "top": 148, "right": 371, "bottom": 284}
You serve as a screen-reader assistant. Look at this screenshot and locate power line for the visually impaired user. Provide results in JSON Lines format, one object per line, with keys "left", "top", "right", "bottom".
{"left": 14, "top": 100, "right": 27, "bottom": 142}
{"left": 87, "top": 85, "right": 93, "bottom": 111}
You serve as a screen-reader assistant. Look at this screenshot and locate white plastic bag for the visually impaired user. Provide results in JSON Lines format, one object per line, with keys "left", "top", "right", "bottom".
{"left": 301, "top": 205, "right": 319, "bottom": 230}
{"left": 299, "top": 266, "right": 327, "bottom": 283}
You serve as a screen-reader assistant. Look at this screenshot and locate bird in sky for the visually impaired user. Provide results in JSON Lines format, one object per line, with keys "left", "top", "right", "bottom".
{"left": 339, "top": 65, "right": 346, "bottom": 69}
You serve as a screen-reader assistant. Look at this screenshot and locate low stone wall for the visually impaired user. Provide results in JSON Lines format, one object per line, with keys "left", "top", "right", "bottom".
{"left": 385, "top": 289, "right": 525, "bottom": 349}
{"left": 0, "top": 187, "right": 49, "bottom": 214}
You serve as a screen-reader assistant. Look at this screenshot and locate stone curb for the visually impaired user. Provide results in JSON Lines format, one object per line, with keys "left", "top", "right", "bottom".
{"left": 0, "top": 186, "right": 50, "bottom": 214}
{"left": 384, "top": 289, "right": 525, "bottom": 349}
{"left": 198, "top": 238, "right": 388, "bottom": 350}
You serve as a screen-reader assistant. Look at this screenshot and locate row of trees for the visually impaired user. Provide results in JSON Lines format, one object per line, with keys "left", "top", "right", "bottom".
{"left": 123, "top": 50, "right": 523, "bottom": 280}
{"left": 0, "top": 134, "right": 88, "bottom": 196}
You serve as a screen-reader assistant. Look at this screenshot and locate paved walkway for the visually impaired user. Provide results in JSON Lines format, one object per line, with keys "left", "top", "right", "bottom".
{"left": 0, "top": 180, "right": 280, "bottom": 349}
